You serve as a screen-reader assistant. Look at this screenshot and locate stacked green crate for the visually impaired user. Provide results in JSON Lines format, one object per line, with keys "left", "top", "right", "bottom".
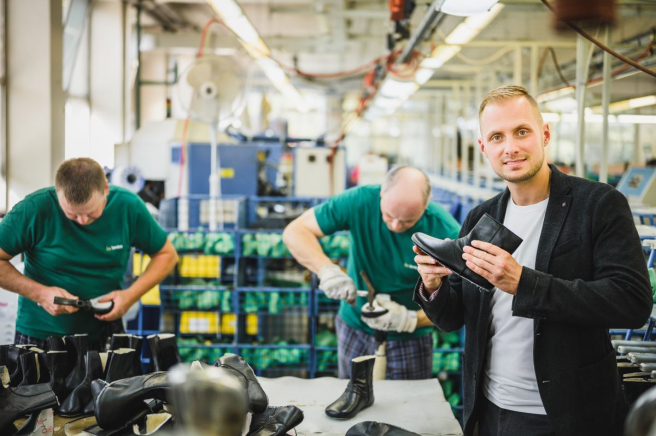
{"left": 432, "top": 329, "right": 463, "bottom": 409}
{"left": 240, "top": 344, "right": 309, "bottom": 370}
{"left": 319, "top": 234, "right": 350, "bottom": 258}
{"left": 241, "top": 233, "right": 290, "bottom": 257}
{"left": 241, "top": 291, "right": 308, "bottom": 314}
{"left": 315, "top": 330, "right": 338, "bottom": 372}
{"left": 169, "top": 231, "right": 235, "bottom": 255}
{"left": 177, "top": 337, "right": 234, "bottom": 362}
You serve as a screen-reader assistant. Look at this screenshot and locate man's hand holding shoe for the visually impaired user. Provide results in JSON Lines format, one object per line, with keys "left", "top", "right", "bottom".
{"left": 318, "top": 264, "right": 356, "bottom": 304}
{"left": 361, "top": 295, "right": 418, "bottom": 333}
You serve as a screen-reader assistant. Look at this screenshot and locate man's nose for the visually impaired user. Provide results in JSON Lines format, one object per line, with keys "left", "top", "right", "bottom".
{"left": 504, "top": 138, "right": 521, "bottom": 155}
{"left": 77, "top": 215, "right": 88, "bottom": 225}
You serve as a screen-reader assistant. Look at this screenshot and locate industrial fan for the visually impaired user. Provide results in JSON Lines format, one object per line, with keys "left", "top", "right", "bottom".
{"left": 176, "top": 55, "right": 248, "bottom": 230}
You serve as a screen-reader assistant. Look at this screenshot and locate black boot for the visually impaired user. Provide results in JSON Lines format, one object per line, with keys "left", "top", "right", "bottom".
{"left": 147, "top": 334, "right": 181, "bottom": 371}
{"left": 46, "top": 336, "right": 66, "bottom": 352}
{"left": 109, "top": 334, "right": 131, "bottom": 351}
{"left": 346, "top": 421, "right": 421, "bottom": 436}
{"left": 59, "top": 351, "right": 103, "bottom": 417}
{"left": 129, "top": 336, "right": 144, "bottom": 375}
{"left": 105, "top": 349, "right": 138, "bottom": 383}
{"left": 325, "top": 355, "right": 375, "bottom": 419}
{"left": 44, "top": 351, "right": 69, "bottom": 403}
{"left": 63, "top": 334, "right": 89, "bottom": 394}
{"left": 214, "top": 353, "right": 268, "bottom": 413}
{"left": 7, "top": 347, "right": 31, "bottom": 386}
{"left": 412, "top": 213, "right": 523, "bottom": 291}
{"left": 0, "top": 367, "right": 58, "bottom": 435}
{"left": 17, "top": 351, "right": 41, "bottom": 386}
{"left": 248, "top": 406, "right": 305, "bottom": 436}
{"left": 94, "top": 372, "right": 169, "bottom": 430}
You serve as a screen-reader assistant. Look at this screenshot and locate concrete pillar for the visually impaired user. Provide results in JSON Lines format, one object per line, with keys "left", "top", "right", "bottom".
{"left": 89, "top": 1, "right": 127, "bottom": 168}
{"left": 6, "top": 0, "right": 64, "bottom": 207}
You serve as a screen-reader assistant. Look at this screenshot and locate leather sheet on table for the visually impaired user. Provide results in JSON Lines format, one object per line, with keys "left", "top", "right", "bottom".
{"left": 258, "top": 377, "right": 463, "bottom": 436}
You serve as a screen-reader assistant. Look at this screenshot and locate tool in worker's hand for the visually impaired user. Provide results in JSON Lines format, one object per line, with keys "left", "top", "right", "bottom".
{"left": 53, "top": 296, "right": 114, "bottom": 315}
{"left": 360, "top": 270, "right": 387, "bottom": 380}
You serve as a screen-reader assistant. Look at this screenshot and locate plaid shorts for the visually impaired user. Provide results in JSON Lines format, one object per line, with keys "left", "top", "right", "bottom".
{"left": 14, "top": 330, "right": 109, "bottom": 351}
{"left": 335, "top": 315, "right": 433, "bottom": 380}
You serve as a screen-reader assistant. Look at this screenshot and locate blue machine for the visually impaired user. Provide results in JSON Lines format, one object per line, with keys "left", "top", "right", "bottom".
{"left": 171, "top": 143, "right": 258, "bottom": 196}
{"left": 616, "top": 166, "right": 656, "bottom": 206}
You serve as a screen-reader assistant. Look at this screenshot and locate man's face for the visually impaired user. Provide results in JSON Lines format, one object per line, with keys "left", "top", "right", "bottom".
{"left": 380, "top": 191, "right": 426, "bottom": 233}
{"left": 57, "top": 184, "right": 108, "bottom": 226}
{"left": 478, "top": 97, "right": 550, "bottom": 184}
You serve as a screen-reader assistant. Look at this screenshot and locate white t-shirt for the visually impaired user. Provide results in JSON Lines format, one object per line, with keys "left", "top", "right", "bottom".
{"left": 483, "top": 197, "right": 549, "bottom": 415}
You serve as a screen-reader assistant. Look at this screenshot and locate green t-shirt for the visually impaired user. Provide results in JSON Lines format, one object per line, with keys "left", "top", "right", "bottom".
{"left": 0, "top": 186, "right": 168, "bottom": 340}
{"left": 314, "top": 185, "right": 461, "bottom": 340}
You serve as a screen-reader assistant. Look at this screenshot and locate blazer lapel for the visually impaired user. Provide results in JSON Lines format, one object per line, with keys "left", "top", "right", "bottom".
{"left": 535, "top": 165, "right": 572, "bottom": 274}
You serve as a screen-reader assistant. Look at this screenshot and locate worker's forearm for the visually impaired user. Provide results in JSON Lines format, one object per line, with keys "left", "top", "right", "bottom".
{"left": 283, "top": 224, "right": 333, "bottom": 274}
{"left": 124, "top": 251, "right": 177, "bottom": 302}
{"left": 0, "top": 259, "right": 46, "bottom": 302}
{"left": 416, "top": 309, "right": 434, "bottom": 328}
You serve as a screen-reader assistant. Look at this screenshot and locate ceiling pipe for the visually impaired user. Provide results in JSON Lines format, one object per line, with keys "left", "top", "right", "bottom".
{"left": 397, "top": 0, "right": 447, "bottom": 64}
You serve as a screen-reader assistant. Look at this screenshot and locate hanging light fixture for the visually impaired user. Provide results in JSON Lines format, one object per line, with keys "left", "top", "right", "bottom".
{"left": 441, "top": 0, "right": 499, "bottom": 17}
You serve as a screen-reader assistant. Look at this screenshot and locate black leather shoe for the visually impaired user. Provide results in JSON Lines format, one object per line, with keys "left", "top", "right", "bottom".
{"left": 0, "top": 367, "right": 58, "bottom": 435}
{"left": 147, "top": 334, "right": 181, "bottom": 372}
{"left": 412, "top": 213, "right": 523, "bottom": 291}
{"left": 105, "top": 349, "right": 139, "bottom": 383}
{"left": 214, "top": 353, "right": 268, "bottom": 414}
{"left": 346, "top": 421, "right": 421, "bottom": 436}
{"left": 46, "top": 336, "right": 66, "bottom": 352}
{"left": 44, "top": 351, "right": 69, "bottom": 404}
{"left": 7, "top": 346, "right": 31, "bottom": 386}
{"left": 59, "top": 351, "right": 103, "bottom": 417}
{"left": 94, "top": 372, "right": 169, "bottom": 430}
{"left": 17, "top": 351, "right": 41, "bottom": 386}
{"left": 109, "top": 334, "right": 131, "bottom": 351}
{"left": 0, "top": 345, "right": 20, "bottom": 375}
{"left": 64, "top": 334, "right": 89, "bottom": 394}
{"left": 248, "top": 405, "right": 304, "bottom": 436}
{"left": 325, "top": 355, "right": 375, "bottom": 419}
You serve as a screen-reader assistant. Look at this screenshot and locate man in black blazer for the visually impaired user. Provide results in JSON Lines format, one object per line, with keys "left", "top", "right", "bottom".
{"left": 413, "top": 85, "right": 652, "bottom": 436}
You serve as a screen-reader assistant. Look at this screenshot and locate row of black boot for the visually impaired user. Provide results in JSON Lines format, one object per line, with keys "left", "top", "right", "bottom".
{"left": 0, "top": 332, "right": 184, "bottom": 435}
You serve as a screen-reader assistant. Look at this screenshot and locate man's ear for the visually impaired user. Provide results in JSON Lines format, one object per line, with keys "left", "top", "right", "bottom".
{"left": 543, "top": 123, "right": 551, "bottom": 147}
{"left": 478, "top": 137, "right": 487, "bottom": 157}
{"left": 104, "top": 180, "right": 109, "bottom": 195}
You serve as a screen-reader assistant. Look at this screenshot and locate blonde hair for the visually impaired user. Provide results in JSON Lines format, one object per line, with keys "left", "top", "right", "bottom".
{"left": 479, "top": 85, "right": 543, "bottom": 126}
{"left": 55, "top": 158, "right": 106, "bottom": 205}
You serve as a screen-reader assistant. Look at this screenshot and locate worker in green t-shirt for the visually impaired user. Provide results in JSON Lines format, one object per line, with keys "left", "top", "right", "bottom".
{"left": 0, "top": 158, "right": 178, "bottom": 350}
{"left": 283, "top": 166, "right": 460, "bottom": 379}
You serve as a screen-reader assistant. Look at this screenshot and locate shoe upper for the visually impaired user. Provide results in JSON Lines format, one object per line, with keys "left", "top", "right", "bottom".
{"left": 249, "top": 406, "right": 304, "bottom": 436}
{"left": 215, "top": 353, "right": 268, "bottom": 414}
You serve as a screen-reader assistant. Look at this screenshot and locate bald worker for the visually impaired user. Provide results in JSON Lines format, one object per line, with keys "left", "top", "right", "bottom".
{"left": 283, "top": 166, "right": 460, "bottom": 379}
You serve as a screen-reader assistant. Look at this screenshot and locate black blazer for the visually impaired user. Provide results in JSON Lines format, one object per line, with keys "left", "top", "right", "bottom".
{"left": 414, "top": 165, "right": 652, "bottom": 436}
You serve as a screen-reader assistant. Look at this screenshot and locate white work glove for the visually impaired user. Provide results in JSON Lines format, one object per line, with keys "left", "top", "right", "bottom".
{"left": 360, "top": 295, "right": 418, "bottom": 333}
{"left": 317, "top": 264, "right": 356, "bottom": 304}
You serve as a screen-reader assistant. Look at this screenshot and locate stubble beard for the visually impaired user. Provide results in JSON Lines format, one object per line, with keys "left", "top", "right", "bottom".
{"left": 495, "top": 151, "right": 545, "bottom": 184}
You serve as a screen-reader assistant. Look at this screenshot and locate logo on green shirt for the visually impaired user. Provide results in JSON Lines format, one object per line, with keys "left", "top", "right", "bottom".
{"left": 106, "top": 244, "right": 124, "bottom": 251}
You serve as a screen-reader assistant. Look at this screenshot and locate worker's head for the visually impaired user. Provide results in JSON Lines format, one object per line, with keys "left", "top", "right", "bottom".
{"left": 55, "top": 158, "right": 109, "bottom": 226}
{"left": 478, "top": 85, "right": 550, "bottom": 185}
{"left": 380, "top": 166, "right": 431, "bottom": 233}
